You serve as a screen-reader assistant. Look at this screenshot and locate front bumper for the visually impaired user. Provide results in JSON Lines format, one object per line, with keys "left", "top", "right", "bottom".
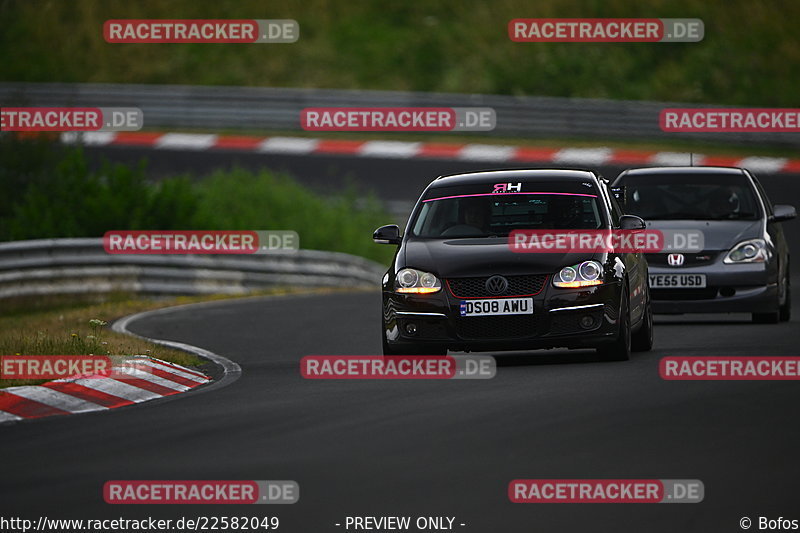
{"left": 383, "top": 279, "right": 623, "bottom": 352}
{"left": 649, "top": 261, "right": 777, "bottom": 314}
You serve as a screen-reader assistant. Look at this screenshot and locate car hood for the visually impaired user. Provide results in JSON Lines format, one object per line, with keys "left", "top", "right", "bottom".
{"left": 401, "top": 237, "right": 598, "bottom": 278}
{"left": 645, "top": 219, "right": 763, "bottom": 251}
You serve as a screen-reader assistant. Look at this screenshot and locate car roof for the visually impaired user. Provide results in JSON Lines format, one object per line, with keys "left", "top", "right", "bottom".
{"left": 431, "top": 169, "right": 600, "bottom": 187}
{"left": 619, "top": 166, "right": 747, "bottom": 177}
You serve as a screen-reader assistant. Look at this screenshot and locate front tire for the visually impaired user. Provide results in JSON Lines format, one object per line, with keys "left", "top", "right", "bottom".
{"left": 382, "top": 326, "right": 447, "bottom": 356}
{"left": 597, "top": 288, "right": 631, "bottom": 361}
{"left": 752, "top": 310, "right": 779, "bottom": 324}
{"left": 753, "top": 300, "right": 780, "bottom": 324}
{"left": 382, "top": 330, "right": 401, "bottom": 355}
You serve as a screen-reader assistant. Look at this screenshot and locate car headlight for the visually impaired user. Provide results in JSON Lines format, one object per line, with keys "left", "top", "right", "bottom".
{"left": 723, "top": 239, "right": 770, "bottom": 264}
{"left": 395, "top": 268, "right": 442, "bottom": 294}
{"left": 553, "top": 261, "right": 604, "bottom": 288}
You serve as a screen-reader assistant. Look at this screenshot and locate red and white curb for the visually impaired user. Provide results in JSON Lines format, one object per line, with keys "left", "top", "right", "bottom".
{"left": 60, "top": 131, "right": 800, "bottom": 174}
{"left": 0, "top": 356, "right": 209, "bottom": 423}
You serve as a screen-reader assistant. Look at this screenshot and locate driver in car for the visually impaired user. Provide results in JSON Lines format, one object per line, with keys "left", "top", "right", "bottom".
{"left": 462, "top": 201, "right": 491, "bottom": 232}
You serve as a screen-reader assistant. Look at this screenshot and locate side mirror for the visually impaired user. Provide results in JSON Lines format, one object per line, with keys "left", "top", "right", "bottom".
{"left": 772, "top": 204, "right": 797, "bottom": 222}
{"left": 373, "top": 224, "right": 402, "bottom": 244}
{"left": 619, "top": 214, "right": 646, "bottom": 231}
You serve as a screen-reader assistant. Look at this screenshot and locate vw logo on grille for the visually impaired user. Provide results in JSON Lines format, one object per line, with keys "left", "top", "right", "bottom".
{"left": 485, "top": 275, "right": 508, "bottom": 295}
{"left": 667, "top": 253, "right": 685, "bottom": 267}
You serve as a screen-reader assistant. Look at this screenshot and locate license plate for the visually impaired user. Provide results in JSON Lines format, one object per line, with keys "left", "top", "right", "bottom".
{"left": 649, "top": 274, "right": 707, "bottom": 289}
{"left": 460, "top": 298, "right": 534, "bottom": 317}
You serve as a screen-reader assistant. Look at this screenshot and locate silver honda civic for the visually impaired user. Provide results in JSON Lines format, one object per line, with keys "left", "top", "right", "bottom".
{"left": 612, "top": 166, "right": 795, "bottom": 323}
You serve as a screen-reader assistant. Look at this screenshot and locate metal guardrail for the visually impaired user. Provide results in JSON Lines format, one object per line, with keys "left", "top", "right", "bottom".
{"left": 1, "top": 82, "right": 797, "bottom": 147}
{"left": 0, "top": 239, "right": 385, "bottom": 298}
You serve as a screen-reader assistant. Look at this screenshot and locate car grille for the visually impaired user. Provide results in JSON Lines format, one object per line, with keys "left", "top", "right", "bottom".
{"left": 447, "top": 274, "right": 548, "bottom": 298}
{"left": 645, "top": 253, "right": 719, "bottom": 267}
{"left": 456, "top": 315, "right": 536, "bottom": 339}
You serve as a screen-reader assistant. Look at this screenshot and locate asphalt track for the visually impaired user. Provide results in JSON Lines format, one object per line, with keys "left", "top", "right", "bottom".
{"left": 2, "top": 146, "right": 800, "bottom": 532}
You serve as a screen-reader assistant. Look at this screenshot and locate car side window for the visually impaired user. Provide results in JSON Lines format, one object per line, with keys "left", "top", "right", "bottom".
{"left": 751, "top": 176, "right": 773, "bottom": 217}
{"left": 602, "top": 183, "right": 622, "bottom": 226}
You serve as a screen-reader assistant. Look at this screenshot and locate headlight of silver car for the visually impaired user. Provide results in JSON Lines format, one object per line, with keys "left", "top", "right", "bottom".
{"left": 723, "top": 239, "right": 770, "bottom": 264}
{"left": 395, "top": 268, "right": 442, "bottom": 294}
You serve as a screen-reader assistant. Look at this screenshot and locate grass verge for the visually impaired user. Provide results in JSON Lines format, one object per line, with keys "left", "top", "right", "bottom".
{"left": 1, "top": 0, "right": 798, "bottom": 107}
{"left": 0, "top": 288, "right": 322, "bottom": 389}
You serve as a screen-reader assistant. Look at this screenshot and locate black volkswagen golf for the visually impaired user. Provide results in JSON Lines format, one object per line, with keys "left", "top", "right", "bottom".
{"left": 373, "top": 169, "right": 653, "bottom": 361}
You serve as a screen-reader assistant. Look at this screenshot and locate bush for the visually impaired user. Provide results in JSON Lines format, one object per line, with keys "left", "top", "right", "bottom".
{"left": 0, "top": 138, "right": 394, "bottom": 264}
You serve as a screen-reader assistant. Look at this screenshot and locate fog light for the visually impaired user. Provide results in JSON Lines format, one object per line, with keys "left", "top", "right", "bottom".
{"left": 405, "top": 323, "right": 418, "bottom": 335}
{"left": 579, "top": 315, "right": 596, "bottom": 329}
{"left": 719, "top": 287, "right": 736, "bottom": 297}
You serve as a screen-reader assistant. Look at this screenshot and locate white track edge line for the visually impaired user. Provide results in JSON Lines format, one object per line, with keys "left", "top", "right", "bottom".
{"left": 112, "top": 307, "right": 242, "bottom": 395}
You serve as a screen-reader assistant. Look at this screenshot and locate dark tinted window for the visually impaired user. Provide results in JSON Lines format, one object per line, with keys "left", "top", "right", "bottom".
{"left": 615, "top": 173, "right": 761, "bottom": 221}
{"left": 411, "top": 191, "right": 604, "bottom": 238}
{"left": 602, "top": 183, "right": 623, "bottom": 225}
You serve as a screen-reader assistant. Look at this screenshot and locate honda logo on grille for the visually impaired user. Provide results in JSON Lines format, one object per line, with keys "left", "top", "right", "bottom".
{"left": 667, "top": 253, "right": 685, "bottom": 266}
{"left": 485, "top": 275, "right": 508, "bottom": 295}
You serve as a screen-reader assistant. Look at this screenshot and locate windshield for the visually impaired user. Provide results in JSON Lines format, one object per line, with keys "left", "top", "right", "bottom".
{"left": 411, "top": 192, "right": 604, "bottom": 238}
{"left": 617, "top": 173, "right": 761, "bottom": 221}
